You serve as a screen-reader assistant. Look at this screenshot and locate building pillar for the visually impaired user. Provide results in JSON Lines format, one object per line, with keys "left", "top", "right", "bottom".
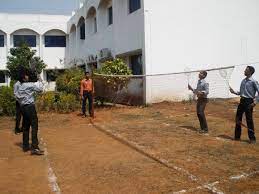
{"left": 6, "top": 34, "right": 11, "bottom": 86}
{"left": 6, "top": 34, "right": 10, "bottom": 58}
{"left": 39, "top": 35, "right": 43, "bottom": 59}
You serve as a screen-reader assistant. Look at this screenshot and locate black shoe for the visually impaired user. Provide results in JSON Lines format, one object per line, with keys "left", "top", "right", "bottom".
{"left": 234, "top": 138, "right": 241, "bottom": 141}
{"left": 14, "top": 128, "right": 22, "bottom": 134}
{"left": 199, "top": 129, "right": 208, "bottom": 134}
{"left": 23, "top": 147, "right": 30, "bottom": 152}
{"left": 81, "top": 114, "right": 87, "bottom": 118}
{"left": 31, "top": 148, "right": 44, "bottom": 155}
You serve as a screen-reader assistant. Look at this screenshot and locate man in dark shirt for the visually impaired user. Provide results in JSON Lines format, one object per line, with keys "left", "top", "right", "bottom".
{"left": 188, "top": 71, "right": 209, "bottom": 133}
{"left": 230, "top": 66, "right": 259, "bottom": 144}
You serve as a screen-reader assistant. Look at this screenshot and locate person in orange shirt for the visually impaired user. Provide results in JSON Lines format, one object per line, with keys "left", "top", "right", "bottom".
{"left": 80, "top": 72, "right": 94, "bottom": 117}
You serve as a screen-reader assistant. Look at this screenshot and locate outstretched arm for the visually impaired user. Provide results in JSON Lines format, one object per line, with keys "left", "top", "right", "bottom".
{"left": 229, "top": 87, "right": 239, "bottom": 95}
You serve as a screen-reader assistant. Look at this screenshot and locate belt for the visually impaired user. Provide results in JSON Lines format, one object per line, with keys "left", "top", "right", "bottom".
{"left": 241, "top": 97, "right": 253, "bottom": 100}
{"left": 21, "top": 103, "right": 34, "bottom": 107}
{"left": 83, "top": 90, "right": 92, "bottom": 92}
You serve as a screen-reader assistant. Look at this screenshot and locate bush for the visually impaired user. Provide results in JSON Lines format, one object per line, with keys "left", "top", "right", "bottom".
{"left": 94, "top": 58, "right": 132, "bottom": 91}
{"left": 36, "top": 92, "right": 58, "bottom": 112}
{"left": 57, "top": 93, "right": 79, "bottom": 113}
{"left": 95, "top": 58, "right": 132, "bottom": 75}
{"left": 36, "top": 92, "right": 79, "bottom": 113}
{"left": 56, "top": 68, "right": 84, "bottom": 96}
{"left": 0, "top": 86, "right": 16, "bottom": 116}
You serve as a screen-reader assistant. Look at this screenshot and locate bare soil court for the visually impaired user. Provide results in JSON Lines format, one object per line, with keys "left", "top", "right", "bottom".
{"left": 0, "top": 99, "right": 258, "bottom": 194}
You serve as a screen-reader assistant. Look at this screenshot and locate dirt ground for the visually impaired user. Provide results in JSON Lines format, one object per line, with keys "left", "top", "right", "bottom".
{"left": 0, "top": 99, "right": 258, "bottom": 194}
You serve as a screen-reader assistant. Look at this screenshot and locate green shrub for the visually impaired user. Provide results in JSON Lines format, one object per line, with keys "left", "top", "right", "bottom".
{"left": 0, "top": 86, "right": 16, "bottom": 116}
{"left": 36, "top": 92, "right": 58, "bottom": 112}
{"left": 57, "top": 93, "right": 79, "bottom": 113}
{"left": 94, "top": 58, "right": 132, "bottom": 91}
{"left": 36, "top": 92, "right": 79, "bottom": 113}
{"left": 56, "top": 68, "right": 84, "bottom": 96}
{"left": 95, "top": 58, "right": 132, "bottom": 75}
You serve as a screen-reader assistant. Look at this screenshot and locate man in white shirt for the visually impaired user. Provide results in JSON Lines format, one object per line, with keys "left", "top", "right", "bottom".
{"left": 13, "top": 80, "right": 24, "bottom": 134}
{"left": 15, "top": 71, "right": 44, "bottom": 155}
{"left": 188, "top": 71, "right": 209, "bottom": 133}
{"left": 230, "top": 66, "right": 259, "bottom": 144}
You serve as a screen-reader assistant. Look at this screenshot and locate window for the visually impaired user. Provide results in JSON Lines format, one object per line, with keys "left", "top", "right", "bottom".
{"left": 0, "top": 71, "right": 5, "bottom": 83}
{"left": 130, "top": 54, "right": 142, "bottom": 75}
{"left": 13, "top": 35, "right": 36, "bottom": 47}
{"left": 46, "top": 69, "right": 64, "bottom": 82}
{"left": 108, "top": 7, "right": 113, "bottom": 25}
{"left": 80, "top": 23, "right": 85, "bottom": 39}
{"left": 45, "top": 36, "right": 66, "bottom": 47}
{"left": 94, "top": 17, "right": 97, "bottom": 33}
{"left": 129, "top": 0, "right": 141, "bottom": 13}
{"left": 0, "top": 35, "right": 4, "bottom": 47}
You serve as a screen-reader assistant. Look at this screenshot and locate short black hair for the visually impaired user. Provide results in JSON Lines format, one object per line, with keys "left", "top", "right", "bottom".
{"left": 201, "top": 70, "right": 207, "bottom": 78}
{"left": 247, "top": 66, "right": 255, "bottom": 75}
{"left": 18, "top": 69, "right": 29, "bottom": 83}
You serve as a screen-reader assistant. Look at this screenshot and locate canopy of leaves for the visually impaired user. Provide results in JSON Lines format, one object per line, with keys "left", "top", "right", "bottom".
{"left": 94, "top": 58, "right": 132, "bottom": 92}
{"left": 95, "top": 58, "right": 132, "bottom": 75}
{"left": 56, "top": 68, "right": 84, "bottom": 95}
{"left": 6, "top": 43, "right": 46, "bottom": 81}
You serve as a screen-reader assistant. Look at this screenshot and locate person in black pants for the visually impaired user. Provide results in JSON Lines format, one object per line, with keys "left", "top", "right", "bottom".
{"left": 188, "top": 71, "right": 209, "bottom": 133}
{"left": 15, "top": 71, "right": 44, "bottom": 155}
{"left": 80, "top": 72, "right": 94, "bottom": 117}
{"left": 14, "top": 81, "right": 24, "bottom": 134}
{"left": 230, "top": 66, "right": 259, "bottom": 144}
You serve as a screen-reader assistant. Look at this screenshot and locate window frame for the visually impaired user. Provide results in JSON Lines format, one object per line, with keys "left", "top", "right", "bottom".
{"left": 80, "top": 22, "right": 86, "bottom": 40}
{"left": 130, "top": 54, "right": 143, "bottom": 75}
{"left": 45, "top": 69, "right": 65, "bottom": 82}
{"left": 0, "top": 35, "right": 4, "bottom": 47}
{"left": 0, "top": 71, "right": 6, "bottom": 83}
{"left": 129, "top": 0, "right": 141, "bottom": 14}
{"left": 13, "top": 35, "right": 36, "bottom": 47}
{"left": 108, "top": 6, "right": 113, "bottom": 26}
{"left": 44, "top": 35, "right": 66, "bottom": 47}
{"left": 94, "top": 17, "right": 97, "bottom": 33}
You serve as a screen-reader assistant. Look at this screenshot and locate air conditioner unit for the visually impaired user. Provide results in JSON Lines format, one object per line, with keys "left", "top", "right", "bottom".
{"left": 99, "top": 48, "right": 112, "bottom": 59}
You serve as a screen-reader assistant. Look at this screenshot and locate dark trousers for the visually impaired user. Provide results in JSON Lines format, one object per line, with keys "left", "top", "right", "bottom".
{"left": 82, "top": 91, "right": 93, "bottom": 116}
{"left": 196, "top": 98, "right": 208, "bottom": 131}
{"left": 21, "top": 104, "right": 39, "bottom": 149}
{"left": 235, "top": 98, "right": 256, "bottom": 141}
{"left": 15, "top": 101, "right": 24, "bottom": 130}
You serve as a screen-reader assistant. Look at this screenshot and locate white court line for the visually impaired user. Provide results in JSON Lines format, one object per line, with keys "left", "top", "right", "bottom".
{"left": 173, "top": 170, "right": 259, "bottom": 194}
{"left": 40, "top": 138, "right": 61, "bottom": 194}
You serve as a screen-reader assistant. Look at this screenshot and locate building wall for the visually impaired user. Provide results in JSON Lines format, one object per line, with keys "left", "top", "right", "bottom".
{"left": 143, "top": 0, "right": 259, "bottom": 103}
{"left": 0, "top": 13, "right": 70, "bottom": 82}
{"left": 67, "top": 0, "right": 145, "bottom": 70}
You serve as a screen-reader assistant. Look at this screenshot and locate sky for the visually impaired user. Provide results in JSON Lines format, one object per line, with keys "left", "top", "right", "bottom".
{"left": 0, "top": 0, "right": 79, "bottom": 15}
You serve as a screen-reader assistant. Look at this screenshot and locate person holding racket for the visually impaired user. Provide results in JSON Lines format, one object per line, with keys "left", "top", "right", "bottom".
{"left": 230, "top": 66, "right": 259, "bottom": 144}
{"left": 80, "top": 72, "right": 94, "bottom": 118}
{"left": 188, "top": 71, "right": 209, "bottom": 133}
{"left": 15, "top": 70, "right": 44, "bottom": 155}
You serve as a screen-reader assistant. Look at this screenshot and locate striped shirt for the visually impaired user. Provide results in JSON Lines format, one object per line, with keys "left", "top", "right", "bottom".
{"left": 13, "top": 81, "right": 21, "bottom": 101}
{"left": 194, "top": 79, "right": 209, "bottom": 98}
{"left": 15, "top": 81, "right": 44, "bottom": 105}
{"left": 237, "top": 77, "right": 259, "bottom": 103}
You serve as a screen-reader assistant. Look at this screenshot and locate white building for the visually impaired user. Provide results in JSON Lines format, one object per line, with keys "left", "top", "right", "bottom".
{"left": 0, "top": 13, "right": 70, "bottom": 89}
{"left": 1, "top": 0, "right": 259, "bottom": 103}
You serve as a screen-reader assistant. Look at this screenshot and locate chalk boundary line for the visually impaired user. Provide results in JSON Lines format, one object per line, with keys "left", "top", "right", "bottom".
{"left": 40, "top": 138, "right": 61, "bottom": 194}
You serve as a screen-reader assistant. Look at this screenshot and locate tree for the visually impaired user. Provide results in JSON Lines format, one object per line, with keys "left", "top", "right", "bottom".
{"left": 6, "top": 43, "right": 46, "bottom": 81}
